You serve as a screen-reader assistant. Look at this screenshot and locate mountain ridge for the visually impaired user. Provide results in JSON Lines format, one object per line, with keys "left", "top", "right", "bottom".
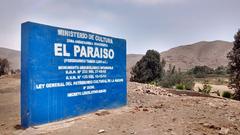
{"left": 127, "top": 40, "right": 233, "bottom": 78}
{"left": 0, "top": 40, "right": 233, "bottom": 73}
{"left": 0, "top": 47, "right": 20, "bottom": 70}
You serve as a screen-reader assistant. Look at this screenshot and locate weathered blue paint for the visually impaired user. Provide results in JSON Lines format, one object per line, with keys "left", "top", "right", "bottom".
{"left": 21, "top": 22, "right": 127, "bottom": 128}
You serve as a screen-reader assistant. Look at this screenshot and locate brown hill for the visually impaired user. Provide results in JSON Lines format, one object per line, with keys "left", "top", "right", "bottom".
{"left": 127, "top": 54, "right": 144, "bottom": 78}
{"left": 0, "top": 47, "right": 20, "bottom": 70}
{"left": 161, "top": 40, "right": 233, "bottom": 71}
{"left": 127, "top": 40, "right": 233, "bottom": 75}
{"left": 0, "top": 40, "right": 233, "bottom": 72}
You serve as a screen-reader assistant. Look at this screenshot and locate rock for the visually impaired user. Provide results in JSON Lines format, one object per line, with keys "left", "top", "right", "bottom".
{"left": 202, "top": 123, "right": 220, "bottom": 130}
{"left": 172, "top": 118, "right": 177, "bottom": 122}
{"left": 14, "top": 124, "right": 23, "bottom": 130}
{"left": 134, "top": 106, "right": 141, "bottom": 112}
{"left": 135, "top": 89, "right": 140, "bottom": 91}
{"left": 130, "top": 131, "right": 136, "bottom": 134}
{"left": 153, "top": 104, "right": 163, "bottom": 109}
{"left": 95, "top": 110, "right": 110, "bottom": 116}
{"left": 136, "top": 100, "right": 142, "bottom": 104}
{"left": 208, "top": 102, "right": 217, "bottom": 108}
{"left": 143, "top": 108, "right": 149, "bottom": 112}
{"left": 98, "top": 129, "right": 106, "bottom": 134}
{"left": 219, "top": 127, "right": 229, "bottom": 135}
{"left": 145, "top": 90, "right": 151, "bottom": 94}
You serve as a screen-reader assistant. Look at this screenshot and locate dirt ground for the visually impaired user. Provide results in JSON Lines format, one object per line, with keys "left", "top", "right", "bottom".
{"left": 1, "top": 76, "right": 240, "bottom": 135}
{"left": 194, "top": 82, "right": 234, "bottom": 97}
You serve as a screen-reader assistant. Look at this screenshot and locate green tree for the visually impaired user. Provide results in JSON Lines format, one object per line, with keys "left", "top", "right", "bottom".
{"left": 0, "top": 58, "right": 10, "bottom": 76}
{"left": 227, "top": 30, "right": 240, "bottom": 100}
{"left": 188, "top": 65, "right": 214, "bottom": 78}
{"left": 130, "top": 50, "right": 164, "bottom": 83}
{"left": 214, "top": 66, "right": 228, "bottom": 75}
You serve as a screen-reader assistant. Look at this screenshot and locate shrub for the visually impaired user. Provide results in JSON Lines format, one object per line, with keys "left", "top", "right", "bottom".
{"left": 214, "top": 66, "right": 228, "bottom": 75}
{"left": 183, "top": 76, "right": 195, "bottom": 90}
{"left": 198, "top": 80, "right": 212, "bottom": 94}
{"left": 176, "top": 83, "right": 185, "bottom": 90}
{"left": 0, "top": 58, "right": 10, "bottom": 76}
{"left": 158, "top": 73, "right": 182, "bottom": 88}
{"left": 130, "top": 50, "right": 165, "bottom": 83}
{"left": 188, "top": 66, "right": 214, "bottom": 78}
{"left": 158, "top": 72, "right": 195, "bottom": 90}
{"left": 222, "top": 91, "right": 232, "bottom": 98}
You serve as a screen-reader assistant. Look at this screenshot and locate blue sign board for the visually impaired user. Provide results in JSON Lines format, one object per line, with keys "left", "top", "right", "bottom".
{"left": 21, "top": 22, "right": 127, "bottom": 128}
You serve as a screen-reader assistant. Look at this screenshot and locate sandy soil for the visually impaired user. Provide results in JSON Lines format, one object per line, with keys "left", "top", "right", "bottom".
{"left": 1, "top": 76, "right": 240, "bottom": 135}
{"left": 194, "top": 82, "right": 234, "bottom": 96}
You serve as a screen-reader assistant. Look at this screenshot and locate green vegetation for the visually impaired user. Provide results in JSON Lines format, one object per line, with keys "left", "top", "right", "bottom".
{"left": 222, "top": 91, "right": 232, "bottom": 98}
{"left": 227, "top": 30, "right": 240, "bottom": 100}
{"left": 130, "top": 50, "right": 165, "bottom": 83}
{"left": 129, "top": 44, "right": 236, "bottom": 97}
{"left": 130, "top": 50, "right": 195, "bottom": 90}
{"left": 176, "top": 83, "right": 185, "bottom": 90}
{"left": 188, "top": 66, "right": 214, "bottom": 78}
{"left": 157, "top": 63, "right": 194, "bottom": 90}
{"left": 0, "top": 58, "right": 10, "bottom": 76}
{"left": 214, "top": 66, "right": 229, "bottom": 75}
{"left": 188, "top": 65, "right": 229, "bottom": 78}
{"left": 198, "top": 80, "right": 212, "bottom": 95}
{"left": 158, "top": 71, "right": 195, "bottom": 90}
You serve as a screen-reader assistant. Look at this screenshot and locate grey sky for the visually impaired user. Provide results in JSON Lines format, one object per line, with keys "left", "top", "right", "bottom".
{"left": 0, "top": 0, "right": 239, "bottom": 54}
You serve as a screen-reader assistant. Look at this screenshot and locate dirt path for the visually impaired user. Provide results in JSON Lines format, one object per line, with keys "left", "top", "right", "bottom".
{"left": 1, "top": 77, "right": 240, "bottom": 135}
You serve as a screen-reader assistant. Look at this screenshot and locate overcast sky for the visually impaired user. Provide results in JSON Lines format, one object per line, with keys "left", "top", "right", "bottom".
{"left": 0, "top": 0, "right": 239, "bottom": 54}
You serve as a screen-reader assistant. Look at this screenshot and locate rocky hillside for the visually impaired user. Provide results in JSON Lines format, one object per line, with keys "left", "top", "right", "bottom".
{"left": 127, "top": 40, "right": 233, "bottom": 75}
{"left": 0, "top": 47, "right": 20, "bottom": 70}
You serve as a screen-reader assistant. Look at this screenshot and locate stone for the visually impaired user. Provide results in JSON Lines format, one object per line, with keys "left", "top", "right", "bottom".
{"left": 153, "top": 105, "right": 163, "bottom": 109}
{"left": 208, "top": 102, "right": 217, "bottom": 108}
{"left": 130, "top": 131, "right": 136, "bottom": 134}
{"left": 98, "top": 129, "right": 106, "bottom": 134}
{"left": 202, "top": 123, "right": 220, "bottom": 130}
{"left": 95, "top": 110, "right": 110, "bottom": 116}
{"left": 143, "top": 108, "right": 149, "bottom": 112}
{"left": 219, "top": 127, "right": 229, "bottom": 135}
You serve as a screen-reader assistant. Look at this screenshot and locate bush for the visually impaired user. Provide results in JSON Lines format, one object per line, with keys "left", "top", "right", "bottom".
{"left": 0, "top": 58, "right": 10, "bottom": 76}
{"left": 183, "top": 76, "right": 195, "bottom": 90}
{"left": 176, "top": 83, "right": 185, "bottom": 90}
{"left": 198, "top": 80, "right": 212, "bottom": 94}
{"left": 222, "top": 91, "right": 232, "bottom": 98}
{"left": 214, "top": 66, "right": 228, "bottom": 75}
{"left": 158, "top": 72, "right": 195, "bottom": 90}
{"left": 130, "top": 50, "right": 165, "bottom": 83}
{"left": 158, "top": 73, "right": 182, "bottom": 88}
{"left": 188, "top": 66, "right": 214, "bottom": 78}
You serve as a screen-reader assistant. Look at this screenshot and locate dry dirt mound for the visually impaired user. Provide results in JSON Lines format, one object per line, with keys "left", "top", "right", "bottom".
{"left": 1, "top": 77, "right": 240, "bottom": 135}
{"left": 0, "top": 47, "right": 20, "bottom": 70}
